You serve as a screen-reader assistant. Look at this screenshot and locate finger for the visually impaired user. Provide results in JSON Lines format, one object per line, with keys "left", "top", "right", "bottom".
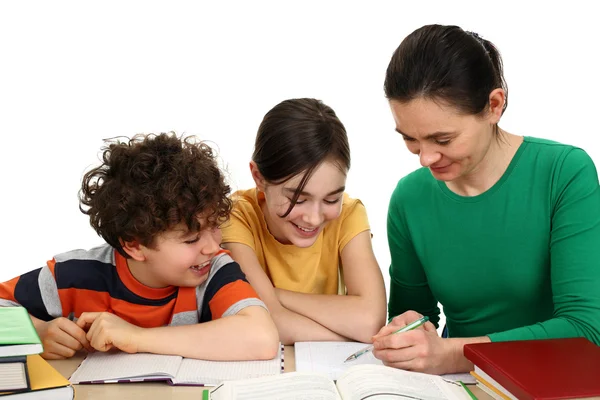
{"left": 376, "top": 329, "right": 421, "bottom": 350}
{"left": 43, "top": 341, "right": 78, "bottom": 359}
{"left": 76, "top": 312, "right": 102, "bottom": 329}
{"left": 373, "top": 344, "right": 421, "bottom": 364}
{"left": 389, "top": 311, "right": 423, "bottom": 326}
{"left": 423, "top": 321, "right": 437, "bottom": 333}
{"left": 89, "top": 324, "right": 112, "bottom": 352}
{"left": 58, "top": 319, "right": 92, "bottom": 350}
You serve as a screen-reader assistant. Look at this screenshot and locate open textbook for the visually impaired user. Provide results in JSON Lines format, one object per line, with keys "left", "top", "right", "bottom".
{"left": 69, "top": 345, "right": 283, "bottom": 386}
{"left": 210, "top": 364, "right": 472, "bottom": 400}
{"left": 295, "top": 341, "right": 476, "bottom": 384}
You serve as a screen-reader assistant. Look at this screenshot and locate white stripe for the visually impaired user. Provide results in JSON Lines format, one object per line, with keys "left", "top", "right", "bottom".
{"left": 221, "top": 298, "right": 267, "bottom": 318}
{"left": 38, "top": 266, "right": 62, "bottom": 318}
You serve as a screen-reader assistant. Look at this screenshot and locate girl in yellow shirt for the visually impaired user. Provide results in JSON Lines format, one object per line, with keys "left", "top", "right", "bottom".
{"left": 221, "top": 98, "right": 387, "bottom": 344}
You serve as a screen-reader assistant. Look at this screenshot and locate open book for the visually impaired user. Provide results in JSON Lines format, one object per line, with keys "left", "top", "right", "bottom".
{"left": 210, "top": 364, "right": 472, "bottom": 400}
{"left": 69, "top": 345, "right": 283, "bottom": 386}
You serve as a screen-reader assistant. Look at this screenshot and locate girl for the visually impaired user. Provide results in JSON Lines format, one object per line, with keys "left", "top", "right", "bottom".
{"left": 222, "top": 98, "right": 387, "bottom": 344}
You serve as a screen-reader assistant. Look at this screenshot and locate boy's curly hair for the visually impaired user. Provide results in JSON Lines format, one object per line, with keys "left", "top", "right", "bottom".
{"left": 79, "top": 132, "right": 232, "bottom": 258}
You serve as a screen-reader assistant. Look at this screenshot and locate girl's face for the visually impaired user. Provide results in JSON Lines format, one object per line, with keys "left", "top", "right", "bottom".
{"left": 389, "top": 96, "right": 501, "bottom": 183}
{"left": 253, "top": 160, "right": 347, "bottom": 248}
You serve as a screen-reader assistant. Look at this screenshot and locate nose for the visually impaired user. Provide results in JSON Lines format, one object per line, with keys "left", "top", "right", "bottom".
{"left": 201, "top": 228, "right": 221, "bottom": 255}
{"left": 419, "top": 146, "right": 442, "bottom": 167}
{"left": 302, "top": 202, "right": 323, "bottom": 227}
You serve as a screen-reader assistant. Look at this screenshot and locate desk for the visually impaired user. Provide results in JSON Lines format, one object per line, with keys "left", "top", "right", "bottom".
{"left": 49, "top": 347, "right": 491, "bottom": 399}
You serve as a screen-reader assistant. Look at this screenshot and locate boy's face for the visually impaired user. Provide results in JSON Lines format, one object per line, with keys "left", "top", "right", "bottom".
{"left": 137, "top": 223, "right": 222, "bottom": 288}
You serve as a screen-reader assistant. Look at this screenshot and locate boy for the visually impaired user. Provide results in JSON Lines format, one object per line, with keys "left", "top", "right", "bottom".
{"left": 0, "top": 133, "right": 279, "bottom": 361}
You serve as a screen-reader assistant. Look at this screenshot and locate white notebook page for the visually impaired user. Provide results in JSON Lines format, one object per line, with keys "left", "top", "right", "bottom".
{"left": 69, "top": 352, "right": 181, "bottom": 383}
{"left": 295, "top": 341, "right": 383, "bottom": 380}
{"left": 173, "top": 345, "right": 283, "bottom": 385}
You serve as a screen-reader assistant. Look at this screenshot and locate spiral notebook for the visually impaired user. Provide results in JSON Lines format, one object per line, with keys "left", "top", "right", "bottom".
{"left": 69, "top": 344, "right": 284, "bottom": 386}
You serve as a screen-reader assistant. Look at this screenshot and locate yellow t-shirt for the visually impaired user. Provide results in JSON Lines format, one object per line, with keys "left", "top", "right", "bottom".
{"left": 221, "top": 188, "right": 370, "bottom": 295}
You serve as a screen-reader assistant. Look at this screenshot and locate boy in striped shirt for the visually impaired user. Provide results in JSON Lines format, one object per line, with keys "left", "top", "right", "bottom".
{"left": 0, "top": 133, "right": 278, "bottom": 361}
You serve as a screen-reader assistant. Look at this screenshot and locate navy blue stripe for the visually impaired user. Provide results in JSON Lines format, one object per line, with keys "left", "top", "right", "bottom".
{"left": 14, "top": 268, "right": 54, "bottom": 321}
{"left": 54, "top": 259, "right": 177, "bottom": 306}
{"left": 200, "top": 262, "right": 248, "bottom": 322}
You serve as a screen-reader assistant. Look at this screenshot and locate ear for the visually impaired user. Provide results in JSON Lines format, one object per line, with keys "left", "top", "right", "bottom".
{"left": 249, "top": 161, "right": 267, "bottom": 192}
{"left": 488, "top": 88, "right": 506, "bottom": 124}
{"left": 121, "top": 239, "right": 147, "bottom": 262}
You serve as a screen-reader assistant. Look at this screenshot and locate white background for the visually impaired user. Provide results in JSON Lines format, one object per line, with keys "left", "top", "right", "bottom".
{"left": 1, "top": 0, "right": 598, "bottom": 323}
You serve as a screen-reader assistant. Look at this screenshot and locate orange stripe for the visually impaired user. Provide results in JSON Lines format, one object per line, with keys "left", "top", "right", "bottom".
{"left": 0, "top": 276, "right": 19, "bottom": 302}
{"left": 208, "top": 280, "right": 259, "bottom": 319}
{"left": 57, "top": 288, "right": 178, "bottom": 328}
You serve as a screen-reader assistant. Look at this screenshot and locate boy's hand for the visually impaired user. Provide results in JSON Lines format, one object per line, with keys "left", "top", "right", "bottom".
{"left": 36, "top": 317, "right": 92, "bottom": 359}
{"left": 77, "top": 312, "right": 141, "bottom": 354}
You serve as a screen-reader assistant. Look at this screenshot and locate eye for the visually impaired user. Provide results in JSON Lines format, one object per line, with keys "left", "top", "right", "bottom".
{"left": 287, "top": 197, "right": 306, "bottom": 205}
{"left": 324, "top": 198, "right": 341, "bottom": 205}
{"left": 402, "top": 135, "right": 416, "bottom": 142}
{"left": 184, "top": 236, "right": 200, "bottom": 244}
{"left": 435, "top": 138, "right": 451, "bottom": 145}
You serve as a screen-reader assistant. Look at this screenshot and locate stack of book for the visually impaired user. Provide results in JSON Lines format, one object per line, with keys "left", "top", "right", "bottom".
{"left": 464, "top": 337, "right": 600, "bottom": 400}
{"left": 0, "top": 307, "right": 74, "bottom": 399}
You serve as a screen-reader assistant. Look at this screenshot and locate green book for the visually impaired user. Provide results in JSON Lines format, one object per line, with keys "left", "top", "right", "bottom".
{"left": 0, "top": 307, "right": 43, "bottom": 357}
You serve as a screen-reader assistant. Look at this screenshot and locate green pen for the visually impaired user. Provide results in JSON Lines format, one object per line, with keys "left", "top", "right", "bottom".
{"left": 344, "top": 316, "right": 430, "bottom": 362}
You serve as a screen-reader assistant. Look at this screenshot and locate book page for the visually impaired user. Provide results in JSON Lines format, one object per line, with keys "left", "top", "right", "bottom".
{"left": 210, "top": 372, "right": 341, "bottom": 400}
{"left": 173, "top": 344, "right": 283, "bottom": 385}
{"left": 336, "top": 364, "right": 466, "bottom": 400}
{"left": 69, "top": 351, "right": 181, "bottom": 383}
{"left": 295, "top": 341, "right": 383, "bottom": 380}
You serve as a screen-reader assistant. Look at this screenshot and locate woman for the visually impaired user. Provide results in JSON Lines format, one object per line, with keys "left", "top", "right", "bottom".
{"left": 373, "top": 24, "right": 600, "bottom": 374}
{"left": 221, "top": 98, "right": 387, "bottom": 344}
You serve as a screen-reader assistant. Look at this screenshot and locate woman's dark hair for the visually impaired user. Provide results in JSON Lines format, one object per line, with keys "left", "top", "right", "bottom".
{"left": 252, "top": 98, "right": 350, "bottom": 217}
{"left": 384, "top": 24, "right": 508, "bottom": 125}
{"left": 79, "top": 132, "right": 232, "bottom": 258}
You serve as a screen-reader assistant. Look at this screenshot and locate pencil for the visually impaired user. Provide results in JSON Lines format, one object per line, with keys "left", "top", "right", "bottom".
{"left": 344, "top": 316, "right": 430, "bottom": 362}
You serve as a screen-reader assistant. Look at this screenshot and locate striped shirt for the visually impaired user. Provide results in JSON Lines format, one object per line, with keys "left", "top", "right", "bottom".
{"left": 0, "top": 244, "right": 265, "bottom": 327}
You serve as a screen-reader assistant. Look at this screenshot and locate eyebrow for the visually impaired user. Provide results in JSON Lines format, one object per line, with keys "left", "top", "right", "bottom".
{"left": 284, "top": 186, "right": 345, "bottom": 197}
{"left": 395, "top": 128, "right": 456, "bottom": 140}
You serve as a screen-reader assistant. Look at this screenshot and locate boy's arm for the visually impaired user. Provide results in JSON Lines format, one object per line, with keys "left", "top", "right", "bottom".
{"left": 222, "top": 242, "right": 348, "bottom": 344}
{"left": 275, "top": 231, "right": 387, "bottom": 343}
{"left": 78, "top": 305, "right": 279, "bottom": 360}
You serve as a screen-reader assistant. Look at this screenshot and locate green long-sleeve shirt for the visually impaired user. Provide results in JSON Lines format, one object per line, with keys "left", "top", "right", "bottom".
{"left": 387, "top": 137, "right": 600, "bottom": 344}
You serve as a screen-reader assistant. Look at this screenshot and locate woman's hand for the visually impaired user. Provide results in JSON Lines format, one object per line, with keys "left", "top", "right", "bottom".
{"left": 372, "top": 310, "right": 452, "bottom": 374}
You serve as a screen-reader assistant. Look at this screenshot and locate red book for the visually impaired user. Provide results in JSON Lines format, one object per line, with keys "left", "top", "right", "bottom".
{"left": 464, "top": 338, "right": 600, "bottom": 400}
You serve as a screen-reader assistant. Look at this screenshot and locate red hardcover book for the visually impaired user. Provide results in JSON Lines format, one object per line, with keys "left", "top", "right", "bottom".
{"left": 464, "top": 338, "right": 600, "bottom": 400}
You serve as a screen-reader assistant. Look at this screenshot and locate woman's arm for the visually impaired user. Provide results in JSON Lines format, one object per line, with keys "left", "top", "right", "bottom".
{"left": 488, "top": 149, "right": 600, "bottom": 344}
{"left": 276, "top": 231, "right": 387, "bottom": 343}
{"left": 222, "top": 242, "right": 348, "bottom": 344}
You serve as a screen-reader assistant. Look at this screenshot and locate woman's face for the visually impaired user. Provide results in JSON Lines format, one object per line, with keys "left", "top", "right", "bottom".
{"left": 389, "top": 97, "right": 498, "bottom": 182}
{"left": 258, "top": 160, "right": 347, "bottom": 248}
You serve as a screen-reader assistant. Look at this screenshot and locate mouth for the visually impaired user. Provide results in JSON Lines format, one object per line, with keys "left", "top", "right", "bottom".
{"left": 430, "top": 164, "right": 452, "bottom": 172}
{"left": 190, "top": 260, "right": 211, "bottom": 276}
{"left": 291, "top": 222, "right": 320, "bottom": 238}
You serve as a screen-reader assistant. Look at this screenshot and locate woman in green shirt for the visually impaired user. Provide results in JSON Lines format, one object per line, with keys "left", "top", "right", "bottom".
{"left": 372, "top": 24, "right": 600, "bottom": 374}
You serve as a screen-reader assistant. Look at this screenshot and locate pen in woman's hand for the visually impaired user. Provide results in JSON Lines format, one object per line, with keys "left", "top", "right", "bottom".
{"left": 344, "top": 316, "right": 430, "bottom": 363}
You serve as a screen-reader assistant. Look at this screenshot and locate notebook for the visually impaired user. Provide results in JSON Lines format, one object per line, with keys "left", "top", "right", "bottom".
{"left": 210, "top": 363, "right": 472, "bottom": 400}
{"left": 0, "top": 354, "right": 74, "bottom": 399}
{"left": 295, "top": 341, "right": 476, "bottom": 384}
{"left": 0, "top": 356, "right": 29, "bottom": 392}
{"left": 0, "top": 307, "right": 43, "bottom": 357}
{"left": 464, "top": 337, "right": 600, "bottom": 400}
{"left": 69, "top": 344, "right": 284, "bottom": 386}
